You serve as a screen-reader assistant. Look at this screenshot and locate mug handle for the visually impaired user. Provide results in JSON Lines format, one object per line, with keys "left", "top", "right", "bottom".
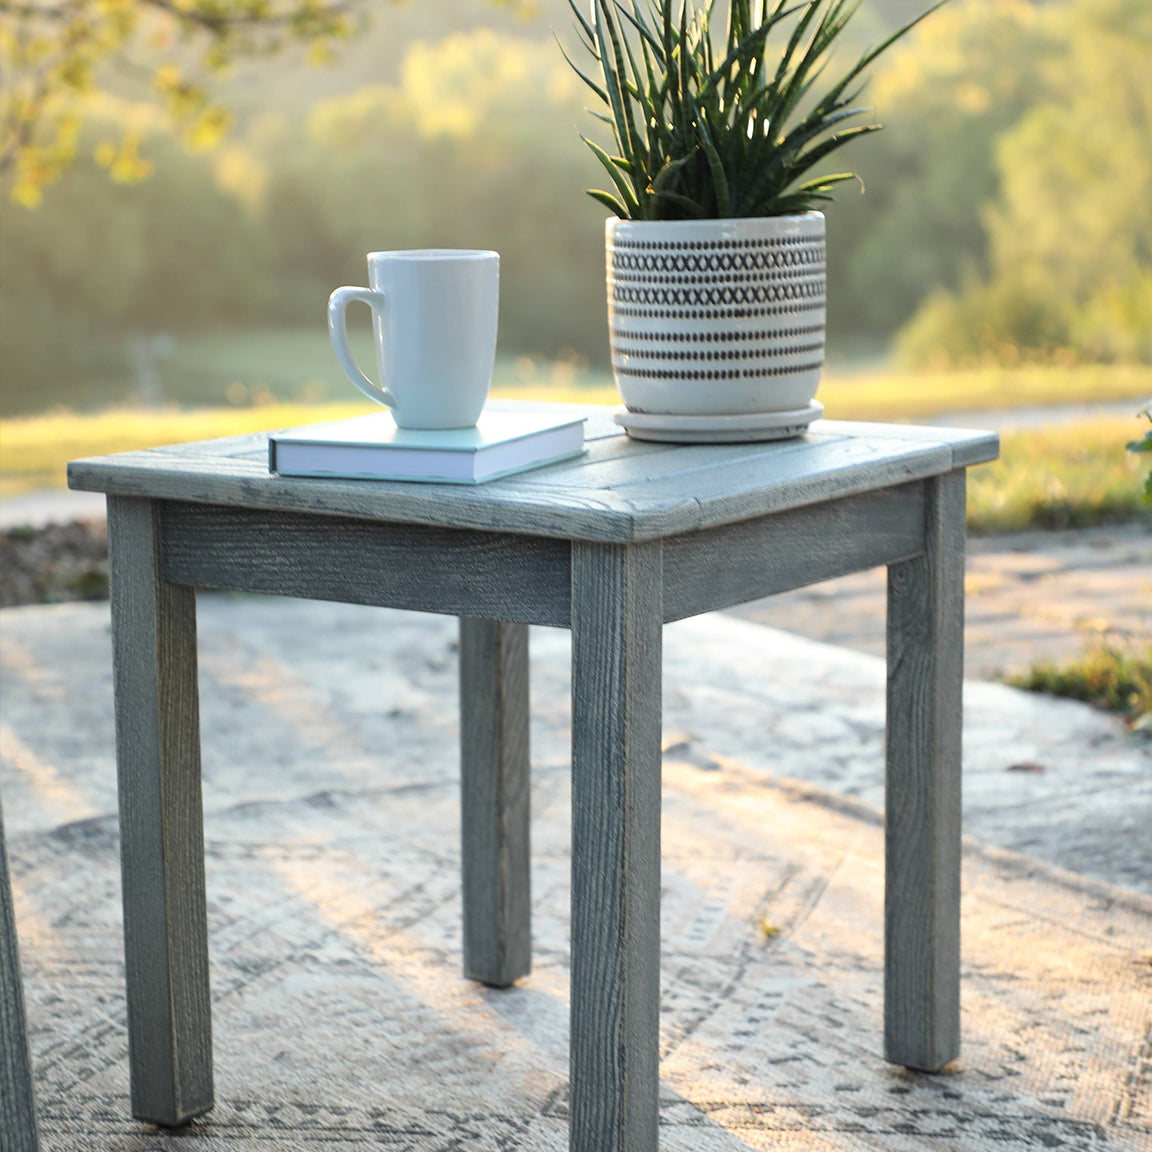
{"left": 327, "top": 286, "right": 396, "bottom": 408}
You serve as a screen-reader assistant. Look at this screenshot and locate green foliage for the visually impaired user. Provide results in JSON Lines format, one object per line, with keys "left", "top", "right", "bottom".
{"left": 564, "top": 0, "right": 943, "bottom": 220}
{"left": 0, "top": 117, "right": 296, "bottom": 412}
{"left": 0, "top": 0, "right": 534, "bottom": 206}
{"left": 0, "top": 30, "right": 610, "bottom": 412}
{"left": 3, "top": 0, "right": 1148, "bottom": 409}
{"left": 896, "top": 277, "right": 1072, "bottom": 370}
{"left": 1128, "top": 409, "right": 1152, "bottom": 502}
{"left": 895, "top": 0, "right": 1152, "bottom": 367}
{"left": 828, "top": 0, "right": 1061, "bottom": 339}
{"left": 275, "top": 28, "right": 607, "bottom": 359}
{"left": 1006, "top": 644, "right": 1152, "bottom": 726}
{"left": 0, "top": 0, "right": 355, "bottom": 206}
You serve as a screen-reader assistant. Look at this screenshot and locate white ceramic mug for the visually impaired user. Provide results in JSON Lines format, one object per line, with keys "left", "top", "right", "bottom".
{"left": 328, "top": 249, "right": 499, "bottom": 429}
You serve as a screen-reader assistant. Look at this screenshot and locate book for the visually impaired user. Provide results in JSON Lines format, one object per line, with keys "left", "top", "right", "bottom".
{"left": 268, "top": 409, "right": 586, "bottom": 484}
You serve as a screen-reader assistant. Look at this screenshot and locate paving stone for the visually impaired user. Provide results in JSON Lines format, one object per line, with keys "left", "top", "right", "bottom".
{"left": 726, "top": 523, "right": 1151, "bottom": 678}
{"left": 1, "top": 597, "right": 1149, "bottom": 1150}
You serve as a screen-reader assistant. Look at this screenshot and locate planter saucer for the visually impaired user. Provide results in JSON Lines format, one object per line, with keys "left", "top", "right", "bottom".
{"left": 614, "top": 401, "right": 824, "bottom": 443}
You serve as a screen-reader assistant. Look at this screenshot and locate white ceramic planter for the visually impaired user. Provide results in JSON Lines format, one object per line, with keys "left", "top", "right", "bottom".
{"left": 606, "top": 213, "right": 826, "bottom": 424}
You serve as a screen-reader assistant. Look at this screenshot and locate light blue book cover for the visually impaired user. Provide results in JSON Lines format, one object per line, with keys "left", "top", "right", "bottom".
{"left": 269, "top": 409, "right": 586, "bottom": 483}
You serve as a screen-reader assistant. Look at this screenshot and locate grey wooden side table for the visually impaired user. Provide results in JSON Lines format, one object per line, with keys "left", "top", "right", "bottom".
{"left": 69, "top": 405, "right": 998, "bottom": 1151}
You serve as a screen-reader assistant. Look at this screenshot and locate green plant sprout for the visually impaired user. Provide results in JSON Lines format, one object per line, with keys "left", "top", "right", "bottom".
{"left": 562, "top": 0, "right": 945, "bottom": 220}
{"left": 1126, "top": 407, "right": 1152, "bottom": 503}
{"left": 1007, "top": 644, "right": 1151, "bottom": 728}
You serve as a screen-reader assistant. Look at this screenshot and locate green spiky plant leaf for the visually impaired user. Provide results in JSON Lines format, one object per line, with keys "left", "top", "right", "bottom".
{"left": 1126, "top": 407, "right": 1152, "bottom": 502}
{"left": 563, "top": 0, "right": 946, "bottom": 220}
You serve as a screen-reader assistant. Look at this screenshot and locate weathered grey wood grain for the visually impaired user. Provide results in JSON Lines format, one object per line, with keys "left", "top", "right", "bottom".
{"left": 815, "top": 420, "right": 1000, "bottom": 468}
{"left": 504, "top": 429, "right": 671, "bottom": 485}
{"left": 69, "top": 450, "right": 640, "bottom": 544}
{"left": 68, "top": 404, "right": 998, "bottom": 544}
{"left": 608, "top": 435, "right": 955, "bottom": 540}
{"left": 459, "top": 619, "right": 532, "bottom": 987}
{"left": 884, "top": 469, "right": 966, "bottom": 1072}
{"left": 505, "top": 435, "right": 769, "bottom": 494}
{"left": 570, "top": 541, "right": 663, "bottom": 1152}
{"left": 74, "top": 408, "right": 990, "bottom": 1138}
{"left": 70, "top": 433, "right": 946, "bottom": 545}
{"left": 159, "top": 504, "right": 572, "bottom": 627}
{"left": 1, "top": 801, "right": 39, "bottom": 1152}
{"left": 662, "top": 482, "right": 925, "bottom": 621}
{"left": 107, "top": 496, "right": 213, "bottom": 1126}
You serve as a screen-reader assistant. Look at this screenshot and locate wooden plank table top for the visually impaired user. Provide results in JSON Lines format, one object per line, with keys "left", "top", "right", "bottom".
{"left": 68, "top": 402, "right": 999, "bottom": 543}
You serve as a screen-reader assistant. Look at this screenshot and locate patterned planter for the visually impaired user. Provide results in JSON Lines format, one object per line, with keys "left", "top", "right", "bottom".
{"left": 606, "top": 213, "right": 826, "bottom": 439}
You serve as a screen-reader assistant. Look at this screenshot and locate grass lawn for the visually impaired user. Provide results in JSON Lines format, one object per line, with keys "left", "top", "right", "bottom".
{"left": 0, "top": 403, "right": 370, "bottom": 497}
{"left": 967, "top": 417, "right": 1150, "bottom": 534}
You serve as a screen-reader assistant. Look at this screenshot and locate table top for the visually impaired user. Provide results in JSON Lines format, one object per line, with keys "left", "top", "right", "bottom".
{"left": 68, "top": 402, "right": 999, "bottom": 543}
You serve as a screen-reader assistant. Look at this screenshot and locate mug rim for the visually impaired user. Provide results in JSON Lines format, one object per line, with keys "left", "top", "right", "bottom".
{"left": 366, "top": 249, "right": 499, "bottom": 262}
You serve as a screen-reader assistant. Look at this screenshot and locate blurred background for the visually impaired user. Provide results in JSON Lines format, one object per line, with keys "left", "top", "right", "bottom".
{"left": 1, "top": 0, "right": 1148, "bottom": 413}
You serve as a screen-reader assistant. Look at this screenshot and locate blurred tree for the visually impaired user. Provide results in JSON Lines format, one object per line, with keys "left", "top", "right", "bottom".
{"left": 0, "top": 24, "right": 607, "bottom": 412}
{"left": 0, "top": 118, "right": 288, "bottom": 411}
{"left": 825, "top": 0, "right": 1061, "bottom": 344}
{"left": 0, "top": 0, "right": 532, "bottom": 206}
{"left": 275, "top": 26, "right": 606, "bottom": 359}
{"left": 986, "top": 0, "right": 1151, "bottom": 362}
{"left": 897, "top": 0, "right": 1152, "bottom": 365}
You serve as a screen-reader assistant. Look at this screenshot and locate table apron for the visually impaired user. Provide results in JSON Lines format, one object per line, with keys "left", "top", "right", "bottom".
{"left": 155, "top": 480, "right": 928, "bottom": 626}
{"left": 661, "top": 480, "right": 928, "bottom": 622}
{"left": 158, "top": 503, "right": 573, "bottom": 626}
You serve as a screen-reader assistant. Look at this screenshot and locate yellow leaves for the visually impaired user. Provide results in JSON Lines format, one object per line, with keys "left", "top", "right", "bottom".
{"left": 150, "top": 62, "right": 230, "bottom": 149}
{"left": 6, "top": 111, "right": 81, "bottom": 207}
{"left": 184, "top": 105, "right": 231, "bottom": 150}
{"left": 396, "top": 29, "right": 577, "bottom": 142}
{"left": 307, "top": 85, "right": 396, "bottom": 150}
{"left": 955, "top": 82, "right": 990, "bottom": 116}
{"left": 1, "top": 0, "right": 359, "bottom": 200}
{"left": 202, "top": 40, "right": 232, "bottom": 72}
{"left": 211, "top": 142, "right": 266, "bottom": 209}
{"left": 399, "top": 35, "right": 488, "bottom": 139}
{"left": 871, "top": 0, "right": 1045, "bottom": 117}
{"left": 94, "top": 132, "right": 154, "bottom": 183}
{"left": 306, "top": 26, "right": 585, "bottom": 153}
{"left": 153, "top": 62, "right": 184, "bottom": 95}
{"left": 306, "top": 38, "right": 335, "bottom": 66}
{"left": 93, "top": 0, "right": 138, "bottom": 40}
{"left": 11, "top": 169, "right": 48, "bottom": 208}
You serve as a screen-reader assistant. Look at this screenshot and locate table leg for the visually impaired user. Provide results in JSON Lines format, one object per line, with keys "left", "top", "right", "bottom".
{"left": 108, "top": 496, "right": 213, "bottom": 1126}
{"left": 570, "top": 541, "right": 663, "bottom": 1152}
{"left": 1, "top": 801, "right": 39, "bottom": 1152}
{"left": 459, "top": 618, "right": 531, "bottom": 986}
{"left": 884, "top": 471, "right": 965, "bottom": 1072}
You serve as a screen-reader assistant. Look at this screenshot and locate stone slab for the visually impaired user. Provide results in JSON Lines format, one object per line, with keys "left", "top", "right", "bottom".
{"left": 1, "top": 598, "right": 1149, "bottom": 1150}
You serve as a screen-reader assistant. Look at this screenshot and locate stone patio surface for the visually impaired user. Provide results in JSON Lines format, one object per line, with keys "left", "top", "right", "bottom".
{"left": 1, "top": 595, "right": 1149, "bottom": 1150}
{"left": 728, "top": 522, "right": 1152, "bottom": 680}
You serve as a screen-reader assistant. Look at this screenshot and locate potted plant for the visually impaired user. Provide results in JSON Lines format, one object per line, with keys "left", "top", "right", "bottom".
{"left": 562, "top": 0, "right": 943, "bottom": 441}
